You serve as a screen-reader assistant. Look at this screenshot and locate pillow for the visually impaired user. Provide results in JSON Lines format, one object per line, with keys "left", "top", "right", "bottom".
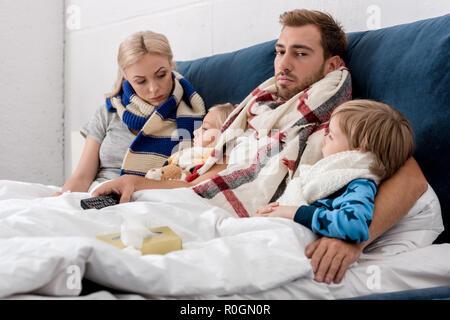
{"left": 364, "top": 185, "right": 444, "bottom": 255}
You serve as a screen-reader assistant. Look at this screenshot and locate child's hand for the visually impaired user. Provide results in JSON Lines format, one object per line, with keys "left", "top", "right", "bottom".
{"left": 255, "top": 202, "right": 280, "bottom": 215}
{"left": 255, "top": 202, "right": 298, "bottom": 219}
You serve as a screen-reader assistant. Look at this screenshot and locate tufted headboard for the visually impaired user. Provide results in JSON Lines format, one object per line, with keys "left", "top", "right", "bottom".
{"left": 177, "top": 14, "right": 450, "bottom": 243}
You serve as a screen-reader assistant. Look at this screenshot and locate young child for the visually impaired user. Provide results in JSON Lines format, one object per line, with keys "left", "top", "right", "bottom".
{"left": 146, "top": 103, "right": 235, "bottom": 181}
{"left": 255, "top": 99, "right": 415, "bottom": 243}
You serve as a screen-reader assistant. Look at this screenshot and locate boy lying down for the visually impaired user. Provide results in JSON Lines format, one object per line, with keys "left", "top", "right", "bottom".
{"left": 255, "top": 100, "right": 414, "bottom": 244}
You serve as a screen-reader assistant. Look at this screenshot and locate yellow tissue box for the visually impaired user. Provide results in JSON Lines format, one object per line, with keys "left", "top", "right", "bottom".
{"left": 96, "top": 226, "right": 182, "bottom": 255}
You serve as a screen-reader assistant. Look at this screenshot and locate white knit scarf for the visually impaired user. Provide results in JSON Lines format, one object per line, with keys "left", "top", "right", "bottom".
{"left": 278, "top": 150, "right": 381, "bottom": 206}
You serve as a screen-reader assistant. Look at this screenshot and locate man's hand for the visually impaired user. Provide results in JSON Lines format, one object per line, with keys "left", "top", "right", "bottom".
{"left": 92, "top": 175, "right": 145, "bottom": 203}
{"left": 305, "top": 236, "right": 362, "bottom": 284}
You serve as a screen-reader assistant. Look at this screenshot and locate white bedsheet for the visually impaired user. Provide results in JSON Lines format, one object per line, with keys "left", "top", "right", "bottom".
{"left": 0, "top": 179, "right": 449, "bottom": 299}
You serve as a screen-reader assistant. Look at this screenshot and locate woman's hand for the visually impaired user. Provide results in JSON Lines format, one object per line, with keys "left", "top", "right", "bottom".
{"left": 92, "top": 162, "right": 229, "bottom": 203}
{"left": 92, "top": 174, "right": 145, "bottom": 203}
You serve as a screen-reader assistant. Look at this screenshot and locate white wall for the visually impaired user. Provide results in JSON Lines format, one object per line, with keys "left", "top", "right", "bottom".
{"left": 0, "top": 0, "right": 64, "bottom": 185}
{"left": 2, "top": 0, "right": 447, "bottom": 184}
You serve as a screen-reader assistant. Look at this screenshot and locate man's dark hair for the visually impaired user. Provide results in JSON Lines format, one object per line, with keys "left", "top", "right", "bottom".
{"left": 279, "top": 9, "right": 347, "bottom": 59}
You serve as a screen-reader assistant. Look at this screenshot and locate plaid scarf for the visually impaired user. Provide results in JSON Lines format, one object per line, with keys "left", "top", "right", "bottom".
{"left": 106, "top": 72, "right": 205, "bottom": 176}
{"left": 192, "top": 67, "right": 352, "bottom": 217}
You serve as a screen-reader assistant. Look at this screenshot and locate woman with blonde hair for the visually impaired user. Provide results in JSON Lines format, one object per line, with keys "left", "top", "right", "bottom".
{"left": 56, "top": 31, "right": 205, "bottom": 195}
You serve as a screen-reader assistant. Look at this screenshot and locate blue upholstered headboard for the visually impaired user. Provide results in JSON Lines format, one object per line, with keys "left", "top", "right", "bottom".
{"left": 177, "top": 14, "right": 450, "bottom": 243}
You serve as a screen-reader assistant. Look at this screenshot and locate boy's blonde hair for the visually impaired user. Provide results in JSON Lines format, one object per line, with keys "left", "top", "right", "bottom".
{"left": 106, "top": 31, "right": 176, "bottom": 98}
{"left": 208, "top": 103, "right": 236, "bottom": 130}
{"left": 331, "top": 99, "right": 415, "bottom": 180}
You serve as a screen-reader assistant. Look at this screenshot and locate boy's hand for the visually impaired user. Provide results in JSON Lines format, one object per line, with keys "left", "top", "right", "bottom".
{"left": 255, "top": 202, "right": 279, "bottom": 215}
{"left": 255, "top": 202, "right": 298, "bottom": 219}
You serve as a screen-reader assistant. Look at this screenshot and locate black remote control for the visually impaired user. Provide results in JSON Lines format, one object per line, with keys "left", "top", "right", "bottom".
{"left": 80, "top": 194, "right": 120, "bottom": 210}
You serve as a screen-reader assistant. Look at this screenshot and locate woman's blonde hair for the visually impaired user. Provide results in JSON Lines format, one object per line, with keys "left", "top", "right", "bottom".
{"left": 106, "top": 31, "right": 176, "bottom": 98}
{"left": 331, "top": 99, "right": 415, "bottom": 180}
{"left": 208, "top": 103, "right": 236, "bottom": 129}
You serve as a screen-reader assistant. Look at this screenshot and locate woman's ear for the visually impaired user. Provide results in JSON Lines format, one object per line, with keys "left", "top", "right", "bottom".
{"left": 120, "top": 69, "right": 128, "bottom": 81}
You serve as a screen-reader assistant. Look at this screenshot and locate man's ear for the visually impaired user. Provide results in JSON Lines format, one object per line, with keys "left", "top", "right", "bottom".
{"left": 324, "top": 56, "right": 345, "bottom": 74}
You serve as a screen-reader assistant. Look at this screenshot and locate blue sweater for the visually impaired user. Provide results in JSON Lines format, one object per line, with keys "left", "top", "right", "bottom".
{"left": 294, "top": 179, "right": 377, "bottom": 243}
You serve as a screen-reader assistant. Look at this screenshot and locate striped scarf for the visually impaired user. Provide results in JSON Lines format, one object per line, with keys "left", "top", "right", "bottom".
{"left": 192, "top": 67, "right": 352, "bottom": 218}
{"left": 106, "top": 72, "right": 205, "bottom": 176}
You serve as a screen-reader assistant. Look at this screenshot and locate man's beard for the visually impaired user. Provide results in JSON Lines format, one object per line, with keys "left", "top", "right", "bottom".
{"left": 275, "top": 64, "right": 325, "bottom": 101}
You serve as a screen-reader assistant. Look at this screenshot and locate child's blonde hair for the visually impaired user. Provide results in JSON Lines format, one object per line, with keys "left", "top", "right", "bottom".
{"left": 106, "top": 31, "right": 176, "bottom": 98}
{"left": 331, "top": 99, "right": 415, "bottom": 180}
{"left": 207, "top": 103, "right": 236, "bottom": 130}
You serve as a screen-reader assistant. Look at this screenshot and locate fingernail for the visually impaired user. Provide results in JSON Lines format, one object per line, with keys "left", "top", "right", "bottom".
{"left": 325, "top": 277, "right": 331, "bottom": 284}
{"left": 315, "top": 275, "right": 323, "bottom": 282}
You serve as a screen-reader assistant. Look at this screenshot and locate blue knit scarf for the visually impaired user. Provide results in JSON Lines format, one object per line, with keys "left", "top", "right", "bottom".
{"left": 106, "top": 72, "right": 205, "bottom": 176}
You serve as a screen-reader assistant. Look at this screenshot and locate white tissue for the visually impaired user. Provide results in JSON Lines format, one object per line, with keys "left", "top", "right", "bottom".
{"left": 120, "top": 215, "right": 150, "bottom": 249}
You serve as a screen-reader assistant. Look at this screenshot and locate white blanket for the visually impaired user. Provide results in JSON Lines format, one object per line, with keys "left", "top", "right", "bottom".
{"left": 0, "top": 179, "right": 448, "bottom": 299}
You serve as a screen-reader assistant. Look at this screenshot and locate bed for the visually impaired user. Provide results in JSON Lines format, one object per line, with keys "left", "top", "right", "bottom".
{"left": 2, "top": 13, "right": 449, "bottom": 300}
